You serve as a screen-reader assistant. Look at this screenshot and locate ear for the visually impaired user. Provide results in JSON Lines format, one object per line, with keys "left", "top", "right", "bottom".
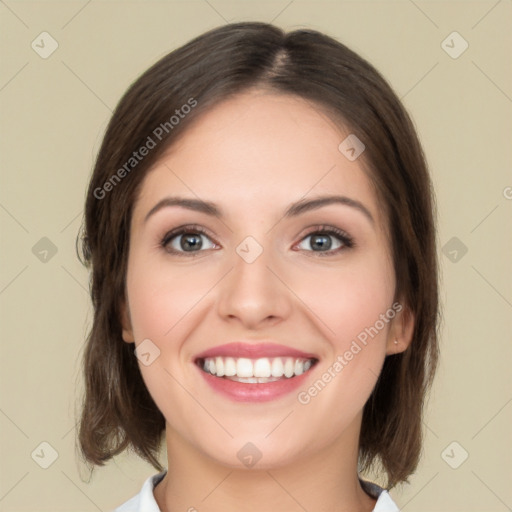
{"left": 385, "top": 301, "right": 415, "bottom": 355}
{"left": 120, "top": 298, "right": 135, "bottom": 343}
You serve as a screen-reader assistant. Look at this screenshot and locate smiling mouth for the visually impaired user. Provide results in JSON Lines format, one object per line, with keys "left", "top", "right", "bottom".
{"left": 196, "top": 356, "right": 319, "bottom": 383}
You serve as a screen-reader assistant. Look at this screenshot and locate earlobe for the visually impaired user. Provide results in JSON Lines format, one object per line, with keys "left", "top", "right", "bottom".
{"left": 120, "top": 299, "right": 135, "bottom": 343}
{"left": 386, "top": 303, "right": 415, "bottom": 355}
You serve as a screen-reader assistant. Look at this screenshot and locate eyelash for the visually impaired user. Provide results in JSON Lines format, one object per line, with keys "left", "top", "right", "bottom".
{"left": 159, "top": 224, "right": 355, "bottom": 257}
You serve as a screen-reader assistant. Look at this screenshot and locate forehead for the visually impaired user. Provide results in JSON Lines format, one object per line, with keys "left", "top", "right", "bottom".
{"left": 132, "top": 90, "right": 385, "bottom": 232}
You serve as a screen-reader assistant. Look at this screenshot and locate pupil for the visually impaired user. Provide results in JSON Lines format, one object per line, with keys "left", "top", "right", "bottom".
{"left": 311, "top": 234, "right": 331, "bottom": 251}
{"left": 182, "top": 234, "right": 202, "bottom": 251}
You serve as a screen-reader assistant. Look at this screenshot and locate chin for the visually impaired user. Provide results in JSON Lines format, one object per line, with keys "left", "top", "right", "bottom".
{"left": 197, "top": 433, "right": 310, "bottom": 471}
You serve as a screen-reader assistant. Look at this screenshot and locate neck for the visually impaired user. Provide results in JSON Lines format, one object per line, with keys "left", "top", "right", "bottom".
{"left": 154, "top": 416, "right": 377, "bottom": 512}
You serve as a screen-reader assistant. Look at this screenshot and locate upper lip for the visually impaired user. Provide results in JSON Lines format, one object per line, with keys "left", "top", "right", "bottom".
{"left": 194, "top": 342, "right": 318, "bottom": 361}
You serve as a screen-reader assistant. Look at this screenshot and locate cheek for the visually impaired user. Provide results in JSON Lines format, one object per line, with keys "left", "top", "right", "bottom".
{"left": 126, "top": 256, "right": 212, "bottom": 341}
{"left": 125, "top": 257, "right": 210, "bottom": 412}
{"left": 297, "top": 250, "right": 395, "bottom": 348}
{"left": 292, "top": 251, "right": 395, "bottom": 416}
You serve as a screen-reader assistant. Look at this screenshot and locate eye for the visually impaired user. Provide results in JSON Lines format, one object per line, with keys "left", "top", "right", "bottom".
{"left": 160, "top": 225, "right": 217, "bottom": 256}
{"left": 295, "top": 225, "right": 354, "bottom": 256}
{"left": 160, "top": 224, "right": 354, "bottom": 257}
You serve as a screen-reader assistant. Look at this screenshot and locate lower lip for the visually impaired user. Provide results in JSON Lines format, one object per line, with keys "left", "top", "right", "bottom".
{"left": 196, "top": 364, "right": 315, "bottom": 402}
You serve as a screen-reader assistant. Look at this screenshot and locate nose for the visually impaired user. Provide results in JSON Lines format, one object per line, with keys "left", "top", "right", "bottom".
{"left": 216, "top": 241, "right": 293, "bottom": 329}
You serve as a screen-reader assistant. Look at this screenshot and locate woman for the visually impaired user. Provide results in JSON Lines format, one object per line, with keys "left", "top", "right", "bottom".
{"left": 76, "top": 22, "right": 439, "bottom": 512}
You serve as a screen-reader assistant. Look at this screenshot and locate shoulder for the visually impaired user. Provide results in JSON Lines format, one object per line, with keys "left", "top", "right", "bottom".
{"left": 359, "top": 478, "right": 401, "bottom": 512}
{"left": 112, "top": 471, "right": 167, "bottom": 512}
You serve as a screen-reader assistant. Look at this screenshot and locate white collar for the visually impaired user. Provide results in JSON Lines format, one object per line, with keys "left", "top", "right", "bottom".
{"left": 114, "top": 471, "right": 400, "bottom": 511}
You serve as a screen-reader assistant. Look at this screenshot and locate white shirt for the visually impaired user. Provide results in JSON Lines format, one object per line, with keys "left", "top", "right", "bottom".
{"left": 113, "top": 471, "right": 400, "bottom": 511}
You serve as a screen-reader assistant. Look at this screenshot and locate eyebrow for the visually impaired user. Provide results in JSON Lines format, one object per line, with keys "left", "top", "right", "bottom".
{"left": 143, "top": 194, "right": 375, "bottom": 226}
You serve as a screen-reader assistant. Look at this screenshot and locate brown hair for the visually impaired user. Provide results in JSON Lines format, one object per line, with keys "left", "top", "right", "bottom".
{"left": 76, "top": 21, "right": 439, "bottom": 489}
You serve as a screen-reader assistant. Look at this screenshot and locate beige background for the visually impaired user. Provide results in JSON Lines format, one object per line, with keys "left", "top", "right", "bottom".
{"left": 1, "top": 1, "right": 511, "bottom": 510}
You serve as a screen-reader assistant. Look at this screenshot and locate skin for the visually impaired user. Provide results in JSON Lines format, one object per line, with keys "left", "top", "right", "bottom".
{"left": 121, "top": 89, "right": 414, "bottom": 512}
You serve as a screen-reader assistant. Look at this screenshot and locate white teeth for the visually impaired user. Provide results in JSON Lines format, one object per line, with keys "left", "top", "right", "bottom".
{"left": 200, "top": 356, "right": 315, "bottom": 379}
{"left": 284, "top": 358, "right": 294, "bottom": 378}
{"left": 236, "top": 358, "right": 254, "bottom": 378}
{"left": 224, "top": 357, "right": 236, "bottom": 376}
{"left": 215, "top": 356, "right": 224, "bottom": 377}
{"left": 271, "top": 357, "right": 284, "bottom": 377}
{"left": 227, "top": 376, "right": 282, "bottom": 383}
{"left": 254, "top": 358, "right": 271, "bottom": 378}
{"left": 294, "top": 359, "right": 304, "bottom": 376}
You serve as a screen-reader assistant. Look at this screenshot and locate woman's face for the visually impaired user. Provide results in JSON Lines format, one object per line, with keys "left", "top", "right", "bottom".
{"left": 121, "top": 89, "right": 413, "bottom": 469}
